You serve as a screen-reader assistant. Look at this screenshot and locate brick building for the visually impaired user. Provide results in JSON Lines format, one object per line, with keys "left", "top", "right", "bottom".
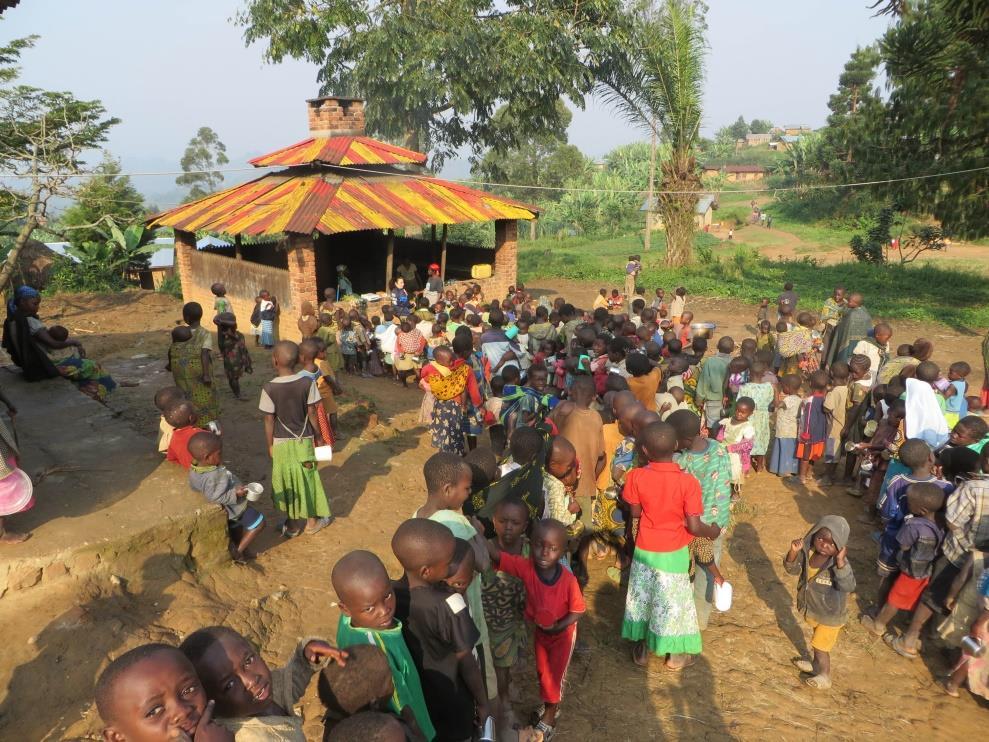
{"left": 148, "top": 97, "right": 538, "bottom": 340}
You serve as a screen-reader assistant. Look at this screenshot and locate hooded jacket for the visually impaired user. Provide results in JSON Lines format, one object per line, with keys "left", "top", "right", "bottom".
{"left": 783, "top": 515, "right": 856, "bottom": 626}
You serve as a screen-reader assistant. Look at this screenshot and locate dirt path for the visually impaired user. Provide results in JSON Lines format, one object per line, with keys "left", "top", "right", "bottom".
{"left": 1, "top": 290, "right": 986, "bottom": 740}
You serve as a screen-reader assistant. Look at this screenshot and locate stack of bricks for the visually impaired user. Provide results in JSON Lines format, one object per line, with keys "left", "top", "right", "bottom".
{"left": 307, "top": 97, "right": 366, "bottom": 137}
{"left": 286, "top": 233, "right": 318, "bottom": 314}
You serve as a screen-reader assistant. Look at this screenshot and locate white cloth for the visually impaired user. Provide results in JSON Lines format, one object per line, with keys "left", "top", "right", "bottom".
{"left": 377, "top": 323, "right": 397, "bottom": 355}
{"left": 905, "top": 377, "right": 949, "bottom": 449}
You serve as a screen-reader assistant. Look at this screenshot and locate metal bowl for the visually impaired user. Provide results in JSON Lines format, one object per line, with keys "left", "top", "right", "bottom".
{"left": 690, "top": 321, "right": 717, "bottom": 339}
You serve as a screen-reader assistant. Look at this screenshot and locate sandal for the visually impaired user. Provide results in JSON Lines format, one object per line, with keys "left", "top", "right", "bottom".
{"left": 940, "top": 679, "right": 961, "bottom": 698}
{"left": 664, "top": 655, "right": 696, "bottom": 671}
{"left": 804, "top": 674, "right": 832, "bottom": 690}
{"left": 792, "top": 658, "right": 815, "bottom": 674}
{"left": 304, "top": 516, "right": 333, "bottom": 535}
{"left": 859, "top": 615, "right": 886, "bottom": 638}
{"left": 279, "top": 524, "right": 302, "bottom": 539}
{"left": 534, "top": 721, "right": 555, "bottom": 741}
{"left": 884, "top": 634, "right": 919, "bottom": 659}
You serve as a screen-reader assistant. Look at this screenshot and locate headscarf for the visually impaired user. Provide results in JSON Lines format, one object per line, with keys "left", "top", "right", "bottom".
{"left": 7, "top": 285, "right": 39, "bottom": 316}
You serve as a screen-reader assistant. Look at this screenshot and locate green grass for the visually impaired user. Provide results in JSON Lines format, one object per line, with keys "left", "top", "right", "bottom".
{"left": 519, "top": 232, "right": 989, "bottom": 329}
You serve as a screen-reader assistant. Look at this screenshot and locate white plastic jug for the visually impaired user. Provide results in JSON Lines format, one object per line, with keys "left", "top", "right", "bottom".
{"left": 714, "top": 580, "right": 733, "bottom": 612}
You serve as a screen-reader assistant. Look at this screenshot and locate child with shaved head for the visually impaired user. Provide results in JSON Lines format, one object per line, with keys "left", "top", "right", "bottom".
{"left": 392, "top": 518, "right": 490, "bottom": 741}
{"left": 187, "top": 431, "right": 265, "bottom": 564}
{"left": 259, "top": 340, "right": 331, "bottom": 538}
{"left": 331, "top": 550, "right": 435, "bottom": 740}
{"left": 95, "top": 643, "right": 232, "bottom": 741}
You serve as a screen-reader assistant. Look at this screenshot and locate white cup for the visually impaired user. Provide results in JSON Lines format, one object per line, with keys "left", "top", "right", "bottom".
{"left": 245, "top": 482, "right": 264, "bottom": 502}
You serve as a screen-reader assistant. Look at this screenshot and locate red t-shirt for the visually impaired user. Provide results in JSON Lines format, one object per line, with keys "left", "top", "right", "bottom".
{"left": 166, "top": 426, "right": 203, "bottom": 469}
{"left": 623, "top": 461, "right": 703, "bottom": 552}
{"left": 498, "top": 552, "right": 586, "bottom": 629}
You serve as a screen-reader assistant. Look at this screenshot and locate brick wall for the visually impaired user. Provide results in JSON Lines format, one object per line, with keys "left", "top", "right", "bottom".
{"left": 307, "top": 97, "right": 366, "bottom": 136}
{"left": 286, "top": 233, "right": 318, "bottom": 316}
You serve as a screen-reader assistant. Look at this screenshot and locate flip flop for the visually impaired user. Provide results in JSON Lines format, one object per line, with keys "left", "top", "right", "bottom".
{"left": 534, "top": 721, "right": 555, "bottom": 741}
{"left": 940, "top": 679, "right": 961, "bottom": 698}
{"left": 884, "top": 634, "right": 919, "bottom": 659}
{"left": 304, "top": 516, "right": 333, "bottom": 535}
{"left": 664, "top": 655, "right": 696, "bottom": 671}
{"left": 792, "top": 658, "right": 814, "bottom": 673}
{"left": 804, "top": 674, "right": 832, "bottom": 690}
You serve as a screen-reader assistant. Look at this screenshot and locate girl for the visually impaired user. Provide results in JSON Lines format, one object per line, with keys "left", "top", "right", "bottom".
{"left": 420, "top": 346, "right": 482, "bottom": 456}
{"left": 768, "top": 374, "right": 802, "bottom": 478}
{"left": 718, "top": 397, "right": 756, "bottom": 491}
{"left": 215, "top": 313, "right": 252, "bottom": 401}
{"left": 258, "top": 291, "right": 278, "bottom": 349}
{"left": 738, "top": 360, "right": 775, "bottom": 471}
{"left": 756, "top": 319, "right": 774, "bottom": 354}
{"left": 211, "top": 283, "right": 230, "bottom": 351}
{"left": 337, "top": 317, "right": 359, "bottom": 374}
{"left": 795, "top": 371, "right": 830, "bottom": 484}
{"left": 298, "top": 338, "right": 337, "bottom": 447}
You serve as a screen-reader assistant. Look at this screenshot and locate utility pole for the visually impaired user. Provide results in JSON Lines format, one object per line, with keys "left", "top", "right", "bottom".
{"left": 644, "top": 116, "right": 657, "bottom": 251}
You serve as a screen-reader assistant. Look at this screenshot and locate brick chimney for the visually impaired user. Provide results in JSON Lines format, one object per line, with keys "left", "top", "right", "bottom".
{"left": 307, "top": 96, "right": 366, "bottom": 137}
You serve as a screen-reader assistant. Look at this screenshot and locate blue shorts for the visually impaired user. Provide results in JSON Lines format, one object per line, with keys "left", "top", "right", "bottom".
{"left": 232, "top": 506, "right": 264, "bottom": 532}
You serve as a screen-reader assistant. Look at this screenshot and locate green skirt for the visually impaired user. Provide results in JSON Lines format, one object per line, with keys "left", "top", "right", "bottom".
{"left": 621, "top": 546, "right": 702, "bottom": 656}
{"left": 271, "top": 438, "right": 330, "bottom": 520}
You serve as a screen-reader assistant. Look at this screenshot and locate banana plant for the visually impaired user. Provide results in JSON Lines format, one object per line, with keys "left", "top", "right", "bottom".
{"left": 65, "top": 218, "right": 158, "bottom": 282}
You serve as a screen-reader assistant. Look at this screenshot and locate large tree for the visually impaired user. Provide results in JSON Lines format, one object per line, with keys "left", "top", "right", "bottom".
{"left": 176, "top": 127, "right": 229, "bottom": 202}
{"left": 60, "top": 153, "right": 146, "bottom": 246}
{"left": 819, "top": 45, "right": 883, "bottom": 176}
{"left": 0, "top": 35, "right": 118, "bottom": 293}
{"left": 749, "top": 118, "right": 773, "bottom": 134}
{"left": 598, "top": 0, "right": 707, "bottom": 266}
{"left": 728, "top": 115, "right": 749, "bottom": 141}
{"left": 237, "top": 0, "right": 630, "bottom": 165}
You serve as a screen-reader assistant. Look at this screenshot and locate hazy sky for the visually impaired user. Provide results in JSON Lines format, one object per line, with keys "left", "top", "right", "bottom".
{"left": 3, "top": 1, "right": 890, "bottom": 204}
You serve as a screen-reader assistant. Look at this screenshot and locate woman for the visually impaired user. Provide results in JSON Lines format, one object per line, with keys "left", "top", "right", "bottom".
{"left": 335, "top": 264, "right": 353, "bottom": 299}
{"left": 0, "top": 387, "right": 31, "bottom": 544}
{"left": 423, "top": 263, "right": 443, "bottom": 307}
{"left": 390, "top": 277, "right": 412, "bottom": 318}
{"left": 2, "top": 286, "right": 117, "bottom": 402}
{"left": 258, "top": 290, "right": 278, "bottom": 349}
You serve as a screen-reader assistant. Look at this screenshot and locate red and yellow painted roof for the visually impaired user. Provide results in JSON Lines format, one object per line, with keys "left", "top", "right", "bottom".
{"left": 249, "top": 136, "right": 427, "bottom": 168}
{"left": 148, "top": 169, "right": 537, "bottom": 237}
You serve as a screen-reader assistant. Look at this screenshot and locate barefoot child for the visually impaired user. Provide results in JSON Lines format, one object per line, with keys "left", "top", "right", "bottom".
{"left": 299, "top": 338, "right": 336, "bottom": 447}
{"left": 154, "top": 386, "right": 186, "bottom": 454}
{"left": 717, "top": 397, "right": 756, "bottom": 492}
{"left": 165, "top": 400, "right": 203, "bottom": 470}
{"left": 794, "top": 370, "right": 830, "bottom": 484}
{"left": 391, "top": 519, "right": 490, "bottom": 742}
{"left": 784, "top": 515, "right": 856, "bottom": 689}
{"left": 821, "top": 362, "right": 850, "bottom": 486}
{"left": 768, "top": 374, "right": 802, "bottom": 478}
{"left": 187, "top": 431, "right": 265, "bottom": 564}
{"left": 96, "top": 644, "right": 233, "bottom": 742}
{"left": 214, "top": 313, "right": 252, "bottom": 401}
{"left": 862, "top": 483, "right": 946, "bottom": 638}
{"left": 180, "top": 626, "right": 347, "bottom": 741}
{"left": 259, "top": 340, "right": 331, "bottom": 538}
{"left": 485, "top": 518, "right": 585, "bottom": 738}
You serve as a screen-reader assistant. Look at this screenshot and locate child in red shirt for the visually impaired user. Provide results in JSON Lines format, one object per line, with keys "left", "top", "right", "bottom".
{"left": 486, "top": 519, "right": 585, "bottom": 739}
{"left": 621, "top": 420, "right": 721, "bottom": 669}
{"left": 165, "top": 400, "right": 204, "bottom": 470}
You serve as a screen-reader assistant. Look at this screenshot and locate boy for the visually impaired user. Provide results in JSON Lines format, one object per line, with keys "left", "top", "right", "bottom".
{"left": 484, "top": 519, "right": 585, "bottom": 738}
{"left": 694, "top": 336, "right": 734, "bottom": 435}
{"left": 623, "top": 254, "right": 641, "bottom": 300}
{"left": 331, "top": 550, "right": 436, "bottom": 740}
{"left": 862, "top": 483, "right": 946, "bottom": 638}
{"left": 784, "top": 515, "right": 856, "bottom": 689}
{"left": 154, "top": 386, "right": 186, "bottom": 454}
{"left": 95, "top": 643, "right": 233, "bottom": 741}
{"left": 669, "top": 287, "right": 687, "bottom": 326}
{"left": 180, "top": 626, "right": 346, "bottom": 740}
{"left": 391, "top": 519, "right": 490, "bottom": 741}
{"left": 214, "top": 312, "right": 252, "bottom": 401}
{"left": 821, "top": 362, "right": 850, "bottom": 486}
{"left": 187, "top": 431, "right": 265, "bottom": 564}
{"left": 165, "top": 400, "right": 202, "bottom": 470}
{"left": 943, "top": 361, "right": 972, "bottom": 427}
{"left": 259, "top": 340, "right": 331, "bottom": 537}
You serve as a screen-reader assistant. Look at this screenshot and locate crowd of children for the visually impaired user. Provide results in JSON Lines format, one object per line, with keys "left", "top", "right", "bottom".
{"left": 107, "top": 273, "right": 989, "bottom": 741}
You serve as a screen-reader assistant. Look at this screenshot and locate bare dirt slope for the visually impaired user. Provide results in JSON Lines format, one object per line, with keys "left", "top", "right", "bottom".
{"left": 0, "top": 289, "right": 985, "bottom": 741}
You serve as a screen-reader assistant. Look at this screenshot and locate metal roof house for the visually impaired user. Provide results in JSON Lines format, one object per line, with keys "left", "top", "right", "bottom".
{"left": 148, "top": 97, "right": 538, "bottom": 339}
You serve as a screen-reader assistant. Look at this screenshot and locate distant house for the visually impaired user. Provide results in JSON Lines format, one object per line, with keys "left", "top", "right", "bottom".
{"left": 639, "top": 193, "right": 717, "bottom": 230}
{"left": 770, "top": 134, "right": 803, "bottom": 151}
{"left": 783, "top": 125, "right": 812, "bottom": 136}
{"left": 700, "top": 164, "right": 767, "bottom": 182}
{"left": 745, "top": 133, "right": 771, "bottom": 146}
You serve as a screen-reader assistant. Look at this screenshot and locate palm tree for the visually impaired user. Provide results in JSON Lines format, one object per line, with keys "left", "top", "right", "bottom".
{"left": 597, "top": 0, "right": 707, "bottom": 266}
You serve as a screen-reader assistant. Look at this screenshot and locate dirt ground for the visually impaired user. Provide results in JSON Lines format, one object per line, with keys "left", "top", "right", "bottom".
{"left": 2, "top": 287, "right": 987, "bottom": 741}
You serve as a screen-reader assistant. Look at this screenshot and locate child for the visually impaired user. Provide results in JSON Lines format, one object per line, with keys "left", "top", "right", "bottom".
{"left": 651, "top": 287, "right": 667, "bottom": 312}
{"left": 187, "top": 431, "right": 265, "bottom": 563}
{"left": 717, "top": 397, "right": 756, "bottom": 491}
{"left": 755, "top": 320, "right": 774, "bottom": 354}
{"left": 592, "top": 288, "right": 609, "bottom": 311}
{"left": 756, "top": 298, "right": 770, "bottom": 324}
{"left": 317, "top": 313, "right": 345, "bottom": 373}
{"left": 624, "top": 254, "right": 641, "bottom": 299}
{"left": 863, "top": 483, "right": 947, "bottom": 638}
{"left": 485, "top": 519, "right": 585, "bottom": 738}
{"left": 165, "top": 400, "right": 203, "bottom": 470}
{"left": 214, "top": 313, "right": 252, "bottom": 401}
{"left": 626, "top": 351, "right": 662, "bottom": 411}
{"left": 259, "top": 340, "right": 331, "bottom": 537}
{"left": 180, "top": 626, "right": 346, "bottom": 740}
{"left": 783, "top": 516, "right": 856, "bottom": 689}
{"left": 331, "top": 550, "right": 436, "bottom": 739}
{"left": 481, "top": 496, "right": 530, "bottom": 727}
{"left": 391, "top": 519, "right": 490, "bottom": 741}
{"left": 737, "top": 360, "right": 775, "bottom": 472}
{"left": 299, "top": 338, "right": 337, "bottom": 446}
{"left": 258, "top": 290, "right": 278, "bottom": 349}
{"left": 608, "top": 289, "right": 623, "bottom": 311}
{"left": 622, "top": 420, "right": 721, "bottom": 670}
{"left": 211, "top": 282, "right": 230, "bottom": 351}
{"left": 944, "top": 361, "right": 972, "bottom": 428}
{"left": 338, "top": 317, "right": 359, "bottom": 375}
{"left": 299, "top": 300, "right": 319, "bottom": 340}
{"left": 794, "top": 370, "right": 830, "bottom": 484}
{"left": 821, "top": 362, "right": 850, "bottom": 486}
{"left": 767, "top": 374, "right": 802, "bottom": 477}
{"left": 670, "top": 287, "right": 687, "bottom": 326}
{"left": 154, "top": 386, "right": 186, "bottom": 454}
{"left": 314, "top": 337, "right": 344, "bottom": 442}
{"left": 95, "top": 643, "right": 234, "bottom": 742}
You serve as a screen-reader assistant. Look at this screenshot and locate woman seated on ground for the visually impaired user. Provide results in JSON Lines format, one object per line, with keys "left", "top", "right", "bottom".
{"left": 1, "top": 286, "right": 117, "bottom": 402}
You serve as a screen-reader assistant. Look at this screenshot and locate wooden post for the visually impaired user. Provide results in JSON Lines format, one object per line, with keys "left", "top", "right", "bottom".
{"left": 440, "top": 224, "right": 448, "bottom": 280}
{"left": 385, "top": 228, "right": 394, "bottom": 291}
{"left": 431, "top": 224, "right": 437, "bottom": 245}
{"left": 234, "top": 234, "right": 243, "bottom": 261}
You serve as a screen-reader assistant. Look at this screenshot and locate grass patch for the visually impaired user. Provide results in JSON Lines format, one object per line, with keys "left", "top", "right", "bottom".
{"left": 520, "top": 233, "right": 989, "bottom": 329}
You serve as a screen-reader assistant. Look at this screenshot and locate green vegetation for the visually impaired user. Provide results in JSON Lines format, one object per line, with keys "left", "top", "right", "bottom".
{"left": 519, "top": 232, "right": 989, "bottom": 328}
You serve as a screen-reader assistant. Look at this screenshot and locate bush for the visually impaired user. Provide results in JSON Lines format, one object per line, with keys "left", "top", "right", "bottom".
{"left": 157, "top": 273, "right": 182, "bottom": 299}
{"left": 45, "top": 256, "right": 125, "bottom": 294}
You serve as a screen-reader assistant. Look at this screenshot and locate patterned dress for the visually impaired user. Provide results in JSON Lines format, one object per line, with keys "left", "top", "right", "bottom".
{"left": 481, "top": 538, "right": 530, "bottom": 668}
{"left": 169, "top": 327, "right": 220, "bottom": 427}
{"left": 593, "top": 436, "right": 634, "bottom": 542}
{"left": 221, "top": 330, "right": 251, "bottom": 380}
{"left": 738, "top": 381, "right": 774, "bottom": 456}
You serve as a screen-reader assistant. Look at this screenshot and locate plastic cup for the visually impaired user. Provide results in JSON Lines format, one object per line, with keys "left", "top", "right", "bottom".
{"left": 245, "top": 482, "right": 264, "bottom": 502}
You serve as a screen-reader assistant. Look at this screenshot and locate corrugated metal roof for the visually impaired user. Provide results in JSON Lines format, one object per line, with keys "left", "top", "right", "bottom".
{"left": 249, "top": 136, "right": 427, "bottom": 168}
{"left": 148, "top": 168, "right": 537, "bottom": 237}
